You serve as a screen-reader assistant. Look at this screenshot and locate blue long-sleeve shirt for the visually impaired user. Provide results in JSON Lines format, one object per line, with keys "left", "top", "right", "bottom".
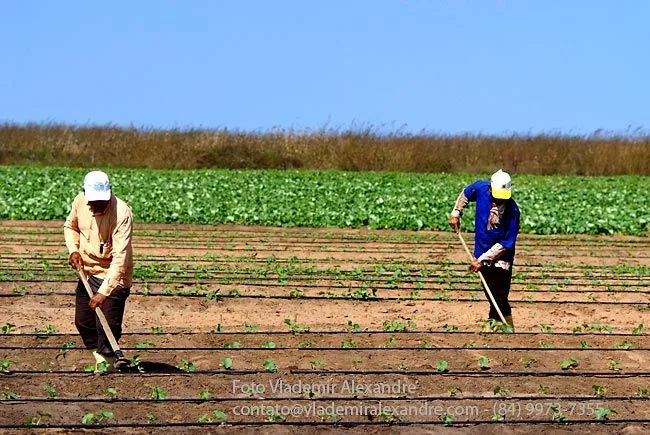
{"left": 452, "top": 180, "right": 520, "bottom": 265}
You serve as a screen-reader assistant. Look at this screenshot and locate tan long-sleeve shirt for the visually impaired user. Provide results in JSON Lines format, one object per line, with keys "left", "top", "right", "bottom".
{"left": 64, "top": 193, "right": 133, "bottom": 296}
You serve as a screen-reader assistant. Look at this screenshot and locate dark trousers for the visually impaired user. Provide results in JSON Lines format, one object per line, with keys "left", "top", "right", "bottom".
{"left": 480, "top": 265, "right": 512, "bottom": 320}
{"left": 75, "top": 275, "right": 130, "bottom": 357}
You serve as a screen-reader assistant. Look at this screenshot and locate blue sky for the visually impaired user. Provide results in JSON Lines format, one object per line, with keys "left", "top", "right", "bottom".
{"left": 2, "top": 0, "right": 649, "bottom": 134}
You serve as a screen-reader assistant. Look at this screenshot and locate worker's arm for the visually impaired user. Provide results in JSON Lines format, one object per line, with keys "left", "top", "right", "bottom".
{"left": 63, "top": 195, "right": 83, "bottom": 270}
{"left": 97, "top": 209, "right": 133, "bottom": 297}
{"left": 449, "top": 182, "right": 479, "bottom": 231}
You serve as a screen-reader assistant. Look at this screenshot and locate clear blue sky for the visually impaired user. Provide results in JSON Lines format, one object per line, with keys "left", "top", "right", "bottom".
{"left": 2, "top": 0, "right": 649, "bottom": 135}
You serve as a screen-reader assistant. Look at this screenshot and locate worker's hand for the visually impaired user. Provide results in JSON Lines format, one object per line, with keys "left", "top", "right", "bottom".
{"left": 449, "top": 216, "right": 460, "bottom": 232}
{"left": 89, "top": 292, "right": 107, "bottom": 309}
{"left": 69, "top": 252, "right": 83, "bottom": 270}
{"left": 469, "top": 259, "right": 483, "bottom": 272}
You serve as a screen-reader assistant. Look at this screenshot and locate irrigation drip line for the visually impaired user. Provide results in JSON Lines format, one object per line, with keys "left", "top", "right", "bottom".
{"left": 6, "top": 330, "right": 648, "bottom": 337}
{"left": 2, "top": 395, "right": 647, "bottom": 404}
{"left": 4, "top": 223, "right": 647, "bottom": 240}
{"left": 3, "top": 272, "right": 648, "bottom": 288}
{"left": 2, "top": 419, "right": 650, "bottom": 429}
{"left": 2, "top": 253, "right": 647, "bottom": 273}
{"left": 5, "top": 280, "right": 649, "bottom": 295}
{"left": 3, "top": 291, "right": 648, "bottom": 305}
{"left": 3, "top": 345, "right": 648, "bottom": 351}
{"left": 3, "top": 231, "right": 648, "bottom": 248}
{"left": 4, "top": 241, "right": 646, "bottom": 258}
{"left": 3, "top": 268, "right": 648, "bottom": 287}
{"left": 5, "top": 369, "right": 650, "bottom": 377}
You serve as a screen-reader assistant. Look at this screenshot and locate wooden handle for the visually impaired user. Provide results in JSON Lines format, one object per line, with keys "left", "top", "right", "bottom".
{"left": 457, "top": 232, "right": 507, "bottom": 324}
{"left": 77, "top": 269, "right": 123, "bottom": 355}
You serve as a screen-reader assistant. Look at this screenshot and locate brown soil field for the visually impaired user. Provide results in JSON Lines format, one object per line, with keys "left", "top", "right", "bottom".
{"left": 0, "top": 221, "right": 648, "bottom": 434}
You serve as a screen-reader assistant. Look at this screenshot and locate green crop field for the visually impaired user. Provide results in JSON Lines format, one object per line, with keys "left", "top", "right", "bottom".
{"left": 0, "top": 166, "right": 648, "bottom": 235}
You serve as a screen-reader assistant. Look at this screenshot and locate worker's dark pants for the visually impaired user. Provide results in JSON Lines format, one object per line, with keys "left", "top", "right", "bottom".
{"left": 75, "top": 275, "right": 130, "bottom": 357}
{"left": 480, "top": 265, "right": 512, "bottom": 320}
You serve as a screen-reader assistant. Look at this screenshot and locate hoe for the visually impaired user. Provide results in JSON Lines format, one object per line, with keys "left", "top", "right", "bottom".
{"left": 77, "top": 268, "right": 132, "bottom": 371}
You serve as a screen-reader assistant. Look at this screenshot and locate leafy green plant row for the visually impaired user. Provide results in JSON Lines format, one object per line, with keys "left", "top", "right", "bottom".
{"left": 1, "top": 167, "right": 648, "bottom": 234}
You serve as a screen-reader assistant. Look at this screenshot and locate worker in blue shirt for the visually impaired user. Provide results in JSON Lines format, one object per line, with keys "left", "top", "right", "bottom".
{"left": 449, "top": 170, "right": 520, "bottom": 329}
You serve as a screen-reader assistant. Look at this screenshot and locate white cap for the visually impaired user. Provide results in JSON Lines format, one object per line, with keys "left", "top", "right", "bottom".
{"left": 84, "top": 171, "right": 111, "bottom": 201}
{"left": 490, "top": 169, "right": 512, "bottom": 200}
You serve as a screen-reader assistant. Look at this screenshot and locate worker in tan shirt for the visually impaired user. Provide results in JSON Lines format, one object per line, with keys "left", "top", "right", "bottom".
{"left": 64, "top": 170, "right": 133, "bottom": 371}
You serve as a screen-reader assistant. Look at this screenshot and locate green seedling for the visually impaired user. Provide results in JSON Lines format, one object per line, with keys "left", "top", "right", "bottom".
{"left": 224, "top": 341, "right": 241, "bottom": 348}
{"left": 631, "top": 324, "right": 646, "bottom": 335}
{"left": 151, "top": 326, "right": 164, "bottom": 334}
{"left": 289, "top": 288, "right": 304, "bottom": 298}
{"left": 1, "top": 323, "right": 15, "bottom": 334}
{"left": 637, "top": 388, "right": 648, "bottom": 397}
{"left": 310, "top": 358, "right": 326, "bottom": 369}
{"left": 0, "top": 359, "right": 13, "bottom": 372}
{"left": 199, "top": 388, "right": 211, "bottom": 400}
{"left": 262, "top": 341, "right": 277, "bottom": 349}
{"left": 422, "top": 340, "right": 433, "bottom": 348}
{"left": 560, "top": 356, "right": 580, "bottom": 370}
{"left": 178, "top": 360, "right": 197, "bottom": 372}
{"left": 150, "top": 386, "right": 168, "bottom": 401}
{"left": 493, "top": 386, "right": 509, "bottom": 397}
{"left": 210, "top": 323, "right": 224, "bottom": 333}
{"left": 435, "top": 360, "right": 449, "bottom": 373}
{"left": 492, "top": 413, "right": 505, "bottom": 422}
{"left": 340, "top": 339, "right": 357, "bottom": 348}
{"left": 538, "top": 341, "right": 552, "bottom": 348}
{"left": 263, "top": 359, "right": 277, "bottom": 372}
{"left": 579, "top": 340, "right": 590, "bottom": 349}
{"left": 24, "top": 411, "right": 51, "bottom": 426}
{"left": 538, "top": 385, "right": 551, "bottom": 395}
{"left": 377, "top": 411, "right": 401, "bottom": 423}
{"left": 550, "top": 405, "right": 566, "bottom": 423}
{"left": 614, "top": 340, "right": 632, "bottom": 349}
{"left": 592, "top": 384, "right": 606, "bottom": 398}
{"left": 478, "top": 356, "right": 491, "bottom": 370}
{"left": 244, "top": 322, "right": 259, "bottom": 332}
{"left": 520, "top": 358, "right": 536, "bottom": 368}
{"left": 135, "top": 341, "right": 155, "bottom": 349}
{"left": 382, "top": 319, "right": 416, "bottom": 332}
{"left": 44, "top": 384, "right": 57, "bottom": 399}
{"left": 284, "top": 318, "right": 309, "bottom": 333}
{"left": 539, "top": 324, "right": 554, "bottom": 333}
{"left": 102, "top": 387, "right": 117, "bottom": 397}
{"left": 220, "top": 358, "right": 233, "bottom": 370}
{"left": 1, "top": 390, "right": 19, "bottom": 399}
{"left": 346, "top": 320, "right": 363, "bottom": 332}
{"left": 147, "top": 414, "right": 157, "bottom": 423}
{"left": 82, "top": 410, "right": 114, "bottom": 424}
{"left": 197, "top": 409, "right": 228, "bottom": 423}
{"left": 441, "top": 413, "right": 454, "bottom": 427}
{"left": 593, "top": 407, "right": 616, "bottom": 421}
{"left": 447, "top": 386, "right": 461, "bottom": 397}
{"left": 608, "top": 359, "right": 621, "bottom": 371}
{"left": 266, "top": 410, "right": 286, "bottom": 423}
{"left": 442, "top": 324, "right": 458, "bottom": 332}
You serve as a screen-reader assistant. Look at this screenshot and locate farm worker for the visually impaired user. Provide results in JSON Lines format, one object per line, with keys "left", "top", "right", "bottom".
{"left": 64, "top": 170, "right": 133, "bottom": 371}
{"left": 448, "top": 169, "right": 520, "bottom": 329}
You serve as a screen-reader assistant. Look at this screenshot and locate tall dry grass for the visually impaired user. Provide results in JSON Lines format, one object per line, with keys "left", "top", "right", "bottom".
{"left": 1, "top": 123, "right": 648, "bottom": 174}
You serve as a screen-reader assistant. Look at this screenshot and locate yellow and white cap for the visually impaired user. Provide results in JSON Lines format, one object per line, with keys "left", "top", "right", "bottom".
{"left": 490, "top": 169, "right": 512, "bottom": 200}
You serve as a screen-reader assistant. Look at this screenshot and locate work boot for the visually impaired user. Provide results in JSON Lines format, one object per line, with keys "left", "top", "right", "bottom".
{"left": 92, "top": 350, "right": 115, "bottom": 373}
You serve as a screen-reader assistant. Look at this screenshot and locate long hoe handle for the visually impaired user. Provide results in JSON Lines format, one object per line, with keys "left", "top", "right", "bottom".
{"left": 457, "top": 232, "right": 508, "bottom": 325}
{"left": 77, "top": 268, "right": 125, "bottom": 359}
